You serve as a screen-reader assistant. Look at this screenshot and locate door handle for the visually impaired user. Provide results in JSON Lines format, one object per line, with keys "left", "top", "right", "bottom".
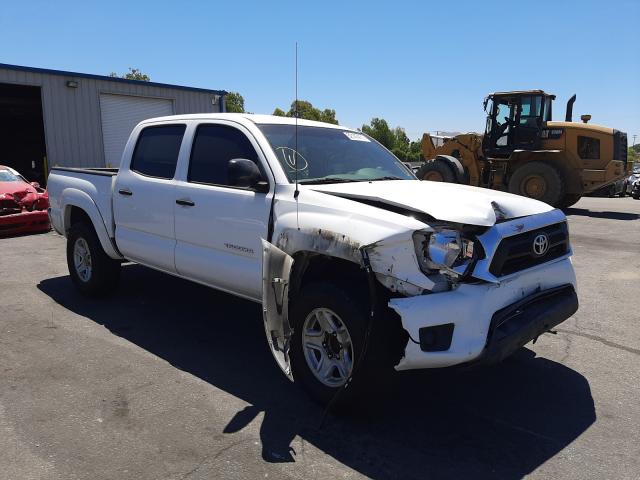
{"left": 176, "top": 198, "right": 195, "bottom": 207}
{"left": 118, "top": 188, "right": 133, "bottom": 196}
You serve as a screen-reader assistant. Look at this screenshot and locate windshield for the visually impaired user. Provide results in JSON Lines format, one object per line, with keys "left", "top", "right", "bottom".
{"left": 0, "top": 169, "right": 20, "bottom": 182}
{"left": 257, "top": 124, "right": 415, "bottom": 184}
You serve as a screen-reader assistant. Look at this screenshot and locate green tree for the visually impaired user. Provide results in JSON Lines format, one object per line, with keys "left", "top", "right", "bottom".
{"left": 361, "top": 118, "right": 395, "bottom": 149}
{"left": 629, "top": 146, "right": 639, "bottom": 165}
{"left": 271, "top": 100, "right": 339, "bottom": 124}
{"left": 319, "top": 108, "right": 338, "bottom": 125}
{"left": 225, "top": 92, "right": 245, "bottom": 113}
{"left": 362, "top": 118, "right": 422, "bottom": 161}
{"left": 109, "top": 68, "right": 150, "bottom": 81}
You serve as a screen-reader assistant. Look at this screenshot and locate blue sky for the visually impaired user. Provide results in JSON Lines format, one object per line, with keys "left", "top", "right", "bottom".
{"left": 2, "top": 0, "right": 638, "bottom": 141}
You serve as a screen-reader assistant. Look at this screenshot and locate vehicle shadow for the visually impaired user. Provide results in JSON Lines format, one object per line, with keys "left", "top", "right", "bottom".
{"left": 38, "top": 265, "right": 595, "bottom": 479}
{"left": 564, "top": 207, "right": 639, "bottom": 221}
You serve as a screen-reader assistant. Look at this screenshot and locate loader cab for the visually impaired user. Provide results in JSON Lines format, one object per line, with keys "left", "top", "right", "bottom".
{"left": 483, "top": 90, "right": 554, "bottom": 158}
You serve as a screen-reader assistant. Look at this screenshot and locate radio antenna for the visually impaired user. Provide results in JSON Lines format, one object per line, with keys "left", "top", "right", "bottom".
{"left": 294, "top": 41, "right": 300, "bottom": 228}
{"left": 294, "top": 41, "right": 299, "bottom": 199}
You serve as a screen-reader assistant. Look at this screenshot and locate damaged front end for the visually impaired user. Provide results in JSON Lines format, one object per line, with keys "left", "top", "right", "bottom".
{"left": 0, "top": 187, "right": 50, "bottom": 237}
{"left": 261, "top": 187, "right": 576, "bottom": 377}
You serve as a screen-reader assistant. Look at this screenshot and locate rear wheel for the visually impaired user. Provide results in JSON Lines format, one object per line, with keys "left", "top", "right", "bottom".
{"left": 67, "top": 222, "right": 120, "bottom": 297}
{"left": 508, "top": 161, "right": 565, "bottom": 207}
{"left": 416, "top": 158, "right": 457, "bottom": 183}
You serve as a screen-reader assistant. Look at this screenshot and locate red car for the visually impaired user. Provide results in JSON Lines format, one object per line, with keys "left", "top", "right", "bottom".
{"left": 0, "top": 165, "right": 50, "bottom": 236}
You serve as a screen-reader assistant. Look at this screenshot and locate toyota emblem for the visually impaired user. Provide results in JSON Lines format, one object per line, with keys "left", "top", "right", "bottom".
{"left": 532, "top": 233, "right": 549, "bottom": 256}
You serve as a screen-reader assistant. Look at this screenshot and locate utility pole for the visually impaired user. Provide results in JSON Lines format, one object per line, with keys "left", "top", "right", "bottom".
{"left": 633, "top": 134, "right": 637, "bottom": 146}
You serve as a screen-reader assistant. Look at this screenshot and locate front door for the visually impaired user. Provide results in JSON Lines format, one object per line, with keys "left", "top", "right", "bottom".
{"left": 174, "top": 122, "right": 273, "bottom": 301}
{"left": 113, "top": 124, "right": 186, "bottom": 272}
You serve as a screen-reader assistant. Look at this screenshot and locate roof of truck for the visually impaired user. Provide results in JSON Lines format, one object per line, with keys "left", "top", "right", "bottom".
{"left": 139, "top": 113, "right": 353, "bottom": 131}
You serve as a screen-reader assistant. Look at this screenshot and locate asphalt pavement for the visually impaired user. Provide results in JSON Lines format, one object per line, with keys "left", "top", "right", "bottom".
{"left": 0, "top": 196, "right": 638, "bottom": 479}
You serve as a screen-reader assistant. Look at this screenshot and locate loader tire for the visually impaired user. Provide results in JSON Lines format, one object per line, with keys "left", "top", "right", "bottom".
{"left": 67, "top": 222, "right": 120, "bottom": 297}
{"left": 416, "top": 158, "right": 457, "bottom": 183}
{"left": 508, "top": 161, "right": 565, "bottom": 207}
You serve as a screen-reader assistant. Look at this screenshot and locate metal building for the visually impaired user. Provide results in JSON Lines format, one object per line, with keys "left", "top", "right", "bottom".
{"left": 0, "top": 63, "right": 226, "bottom": 185}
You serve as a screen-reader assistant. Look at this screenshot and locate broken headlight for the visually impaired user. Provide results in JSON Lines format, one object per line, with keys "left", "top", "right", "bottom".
{"left": 412, "top": 228, "right": 476, "bottom": 279}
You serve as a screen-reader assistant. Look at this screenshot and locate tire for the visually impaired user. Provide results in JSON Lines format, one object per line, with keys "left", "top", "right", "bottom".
{"left": 508, "top": 161, "right": 565, "bottom": 207}
{"left": 66, "top": 222, "right": 120, "bottom": 297}
{"left": 416, "top": 158, "right": 457, "bottom": 183}
{"left": 633, "top": 194, "right": 640, "bottom": 200}
{"left": 559, "top": 193, "right": 582, "bottom": 209}
{"left": 289, "top": 282, "right": 385, "bottom": 410}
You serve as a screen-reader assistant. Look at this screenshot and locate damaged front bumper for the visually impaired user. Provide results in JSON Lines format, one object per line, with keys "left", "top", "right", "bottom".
{"left": 389, "top": 257, "right": 577, "bottom": 370}
{"left": 0, "top": 210, "right": 51, "bottom": 237}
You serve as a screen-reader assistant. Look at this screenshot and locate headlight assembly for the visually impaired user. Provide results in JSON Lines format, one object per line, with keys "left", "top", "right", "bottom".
{"left": 413, "top": 228, "right": 477, "bottom": 279}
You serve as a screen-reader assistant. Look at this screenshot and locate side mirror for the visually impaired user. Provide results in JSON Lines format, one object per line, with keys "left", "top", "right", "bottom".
{"left": 30, "top": 181, "right": 41, "bottom": 189}
{"left": 228, "top": 159, "right": 269, "bottom": 192}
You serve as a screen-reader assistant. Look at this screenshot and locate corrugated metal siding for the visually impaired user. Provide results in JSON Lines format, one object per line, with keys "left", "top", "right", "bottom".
{"left": 100, "top": 94, "right": 174, "bottom": 167}
{"left": 0, "top": 68, "right": 222, "bottom": 168}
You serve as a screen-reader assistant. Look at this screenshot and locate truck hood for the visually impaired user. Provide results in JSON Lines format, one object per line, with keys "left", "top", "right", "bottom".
{"left": 308, "top": 180, "right": 553, "bottom": 227}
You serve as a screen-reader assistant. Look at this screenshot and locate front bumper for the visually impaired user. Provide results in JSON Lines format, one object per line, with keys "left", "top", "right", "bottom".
{"left": 0, "top": 210, "right": 51, "bottom": 237}
{"left": 471, "top": 284, "right": 577, "bottom": 366}
{"left": 390, "top": 257, "right": 577, "bottom": 370}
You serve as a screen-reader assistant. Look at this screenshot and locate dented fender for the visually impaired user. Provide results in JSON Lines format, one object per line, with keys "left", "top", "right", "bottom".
{"left": 274, "top": 227, "right": 362, "bottom": 264}
{"left": 273, "top": 226, "right": 434, "bottom": 298}
{"left": 365, "top": 230, "right": 438, "bottom": 296}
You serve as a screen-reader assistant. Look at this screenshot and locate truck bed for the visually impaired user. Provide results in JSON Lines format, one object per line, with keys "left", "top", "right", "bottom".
{"left": 51, "top": 167, "right": 119, "bottom": 176}
{"left": 48, "top": 167, "right": 118, "bottom": 237}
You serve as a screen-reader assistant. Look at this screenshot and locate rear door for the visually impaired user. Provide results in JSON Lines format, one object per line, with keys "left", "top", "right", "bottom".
{"left": 113, "top": 123, "right": 186, "bottom": 272}
{"left": 174, "top": 121, "right": 273, "bottom": 301}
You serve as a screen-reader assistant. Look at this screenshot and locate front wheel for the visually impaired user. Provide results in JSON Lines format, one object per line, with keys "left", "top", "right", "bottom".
{"left": 508, "top": 161, "right": 565, "bottom": 207}
{"left": 289, "top": 283, "right": 381, "bottom": 409}
{"left": 416, "top": 158, "right": 457, "bottom": 183}
{"left": 67, "top": 222, "right": 121, "bottom": 297}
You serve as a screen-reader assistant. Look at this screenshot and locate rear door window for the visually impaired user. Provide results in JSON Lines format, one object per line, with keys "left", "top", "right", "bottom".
{"left": 130, "top": 125, "right": 186, "bottom": 179}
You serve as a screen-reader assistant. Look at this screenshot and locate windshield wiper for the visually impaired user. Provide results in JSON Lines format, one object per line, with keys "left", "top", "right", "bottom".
{"left": 299, "top": 177, "right": 362, "bottom": 185}
{"left": 368, "top": 176, "right": 405, "bottom": 181}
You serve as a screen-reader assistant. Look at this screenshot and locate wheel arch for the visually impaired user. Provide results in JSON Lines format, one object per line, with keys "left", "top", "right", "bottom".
{"left": 289, "top": 251, "right": 369, "bottom": 303}
{"left": 435, "top": 155, "right": 467, "bottom": 183}
{"left": 62, "top": 190, "right": 122, "bottom": 260}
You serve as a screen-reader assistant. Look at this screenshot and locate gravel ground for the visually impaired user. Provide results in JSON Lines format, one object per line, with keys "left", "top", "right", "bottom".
{"left": 0, "top": 196, "right": 638, "bottom": 480}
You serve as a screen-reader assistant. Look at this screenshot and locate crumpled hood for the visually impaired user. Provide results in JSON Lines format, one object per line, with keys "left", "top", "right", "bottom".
{"left": 308, "top": 180, "right": 554, "bottom": 226}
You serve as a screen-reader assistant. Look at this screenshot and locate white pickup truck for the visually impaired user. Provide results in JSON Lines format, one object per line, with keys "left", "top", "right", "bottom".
{"left": 48, "top": 114, "right": 578, "bottom": 406}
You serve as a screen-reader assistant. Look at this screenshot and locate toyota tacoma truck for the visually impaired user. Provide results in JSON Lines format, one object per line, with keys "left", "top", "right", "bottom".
{"left": 47, "top": 114, "right": 579, "bottom": 406}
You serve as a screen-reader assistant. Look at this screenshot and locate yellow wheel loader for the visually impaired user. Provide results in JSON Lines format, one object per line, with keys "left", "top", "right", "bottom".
{"left": 418, "top": 91, "right": 629, "bottom": 207}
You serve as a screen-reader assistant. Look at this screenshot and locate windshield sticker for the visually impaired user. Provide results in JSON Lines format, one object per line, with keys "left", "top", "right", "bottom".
{"left": 274, "top": 147, "right": 309, "bottom": 172}
{"left": 343, "top": 132, "right": 370, "bottom": 142}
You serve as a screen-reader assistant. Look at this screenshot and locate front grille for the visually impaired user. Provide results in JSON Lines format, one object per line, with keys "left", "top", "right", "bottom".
{"left": 489, "top": 222, "right": 569, "bottom": 277}
{"left": 613, "top": 130, "right": 628, "bottom": 164}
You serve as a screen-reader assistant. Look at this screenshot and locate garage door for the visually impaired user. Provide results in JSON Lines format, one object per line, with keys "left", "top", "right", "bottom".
{"left": 100, "top": 94, "right": 174, "bottom": 167}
